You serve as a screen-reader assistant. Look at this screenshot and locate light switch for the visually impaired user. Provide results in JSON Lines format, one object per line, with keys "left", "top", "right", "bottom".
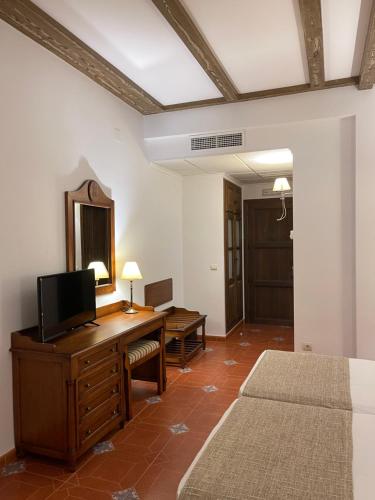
{"left": 209, "top": 264, "right": 218, "bottom": 271}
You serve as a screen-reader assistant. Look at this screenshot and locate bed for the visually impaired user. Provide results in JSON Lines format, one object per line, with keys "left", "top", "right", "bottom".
{"left": 178, "top": 396, "right": 375, "bottom": 500}
{"left": 239, "top": 350, "right": 375, "bottom": 414}
{"left": 177, "top": 350, "right": 375, "bottom": 499}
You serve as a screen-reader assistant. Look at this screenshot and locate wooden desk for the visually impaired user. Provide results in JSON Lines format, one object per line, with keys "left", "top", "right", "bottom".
{"left": 10, "top": 301, "right": 167, "bottom": 469}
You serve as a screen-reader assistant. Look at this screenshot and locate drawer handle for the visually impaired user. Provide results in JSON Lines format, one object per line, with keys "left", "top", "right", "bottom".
{"left": 86, "top": 429, "right": 92, "bottom": 436}
{"left": 112, "top": 388, "right": 117, "bottom": 394}
{"left": 111, "top": 347, "right": 116, "bottom": 353}
{"left": 85, "top": 360, "right": 91, "bottom": 365}
{"left": 85, "top": 383, "right": 91, "bottom": 388}
{"left": 112, "top": 410, "right": 118, "bottom": 416}
{"left": 111, "top": 368, "right": 117, "bottom": 374}
{"left": 86, "top": 406, "right": 92, "bottom": 413}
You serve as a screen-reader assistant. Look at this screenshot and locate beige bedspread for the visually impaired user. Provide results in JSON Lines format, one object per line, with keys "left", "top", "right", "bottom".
{"left": 179, "top": 397, "right": 353, "bottom": 500}
{"left": 241, "top": 350, "right": 352, "bottom": 410}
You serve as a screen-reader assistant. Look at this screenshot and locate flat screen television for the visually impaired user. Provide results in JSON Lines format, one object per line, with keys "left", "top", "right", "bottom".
{"left": 37, "top": 269, "right": 96, "bottom": 342}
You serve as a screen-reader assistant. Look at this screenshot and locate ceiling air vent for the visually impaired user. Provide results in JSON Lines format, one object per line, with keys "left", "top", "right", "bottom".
{"left": 191, "top": 132, "right": 243, "bottom": 151}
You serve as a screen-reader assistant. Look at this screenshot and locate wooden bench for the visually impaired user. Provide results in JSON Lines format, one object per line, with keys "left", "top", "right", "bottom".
{"left": 145, "top": 279, "right": 206, "bottom": 368}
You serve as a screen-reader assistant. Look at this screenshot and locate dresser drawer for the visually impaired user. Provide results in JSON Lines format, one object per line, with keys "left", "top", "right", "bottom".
{"left": 79, "top": 378, "right": 121, "bottom": 422}
{"left": 77, "top": 342, "right": 119, "bottom": 375}
{"left": 78, "top": 358, "right": 121, "bottom": 399}
{"left": 79, "top": 396, "right": 121, "bottom": 445}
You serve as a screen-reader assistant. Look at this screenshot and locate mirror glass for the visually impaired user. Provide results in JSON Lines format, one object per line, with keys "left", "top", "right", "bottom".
{"left": 74, "top": 202, "right": 111, "bottom": 286}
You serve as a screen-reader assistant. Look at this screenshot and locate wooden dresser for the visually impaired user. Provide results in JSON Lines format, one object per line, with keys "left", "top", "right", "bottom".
{"left": 11, "top": 302, "right": 167, "bottom": 469}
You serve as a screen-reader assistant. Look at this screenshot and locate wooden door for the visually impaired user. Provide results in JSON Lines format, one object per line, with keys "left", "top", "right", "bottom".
{"left": 224, "top": 180, "right": 243, "bottom": 332}
{"left": 244, "top": 198, "right": 293, "bottom": 325}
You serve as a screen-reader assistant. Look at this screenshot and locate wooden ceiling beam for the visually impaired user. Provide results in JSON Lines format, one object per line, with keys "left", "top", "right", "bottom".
{"left": 161, "top": 77, "right": 358, "bottom": 113}
{"left": 0, "top": 0, "right": 162, "bottom": 114}
{"left": 298, "top": 0, "right": 325, "bottom": 88}
{"left": 151, "top": 0, "right": 238, "bottom": 101}
{"left": 359, "top": 0, "right": 375, "bottom": 89}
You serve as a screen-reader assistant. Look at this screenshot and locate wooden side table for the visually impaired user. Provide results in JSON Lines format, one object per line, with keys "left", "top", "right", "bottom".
{"left": 164, "top": 307, "right": 206, "bottom": 368}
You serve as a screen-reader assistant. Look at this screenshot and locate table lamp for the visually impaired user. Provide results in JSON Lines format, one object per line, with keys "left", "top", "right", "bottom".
{"left": 121, "top": 261, "right": 143, "bottom": 314}
{"left": 88, "top": 261, "right": 109, "bottom": 286}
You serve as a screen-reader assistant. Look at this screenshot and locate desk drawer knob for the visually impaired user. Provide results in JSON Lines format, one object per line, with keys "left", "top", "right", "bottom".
{"left": 111, "top": 368, "right": 117, "bottom": 374}
{"left": 85, "top": 383, "right": 91, "bottom": 388}
{"left": 112, "top": 410, "right": 118, "bottom": 416}
{"left": 85, "top": 360, "right": 91, "bottom": 365}
{"left": 111, "top": 347, "right": 116, "bottom": 353}
{"left": 112, "top": 388, "right": 117, "bottom": 394}
{"left": 86, "top": 429, "right": 92, "bottom": 436}
{"left": 86, "top": 406, "right": 92, "bottom": 413}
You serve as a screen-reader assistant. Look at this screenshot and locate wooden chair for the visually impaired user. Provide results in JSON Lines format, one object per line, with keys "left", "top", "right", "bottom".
{"left": 124, "top": 331, "right": 164, "bottom": 420}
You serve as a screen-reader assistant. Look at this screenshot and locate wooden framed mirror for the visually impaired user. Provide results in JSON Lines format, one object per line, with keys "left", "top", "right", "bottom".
{"left": 65, "top": 180, "right": 115, "bottom": 295}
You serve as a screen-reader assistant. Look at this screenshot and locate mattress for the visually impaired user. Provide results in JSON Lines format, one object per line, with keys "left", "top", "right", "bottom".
{"left": 178, "top": 398, "right": 375, "bottom": 500}
{"left": 239, "top": 350, "right": 375, "bottom": 414}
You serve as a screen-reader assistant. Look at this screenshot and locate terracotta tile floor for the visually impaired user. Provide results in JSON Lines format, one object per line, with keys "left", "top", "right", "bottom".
{"left": 0, "top": 324, "right": 293, "bottom": 500}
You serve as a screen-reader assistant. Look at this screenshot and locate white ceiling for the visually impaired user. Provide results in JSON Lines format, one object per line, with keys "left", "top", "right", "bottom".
{"left": 31, "top": 0, "right": 369, "bottom": 106}
{"left": 321, "top": 0, "right": 371, "bottom": 80}
{"left": 32, "top": 0, "right": 222, "bottom": 105}
{"left": 184, "top": 0, "right": 308, "bottom": 93}
{"left": 154, "top": 149, "right": 293, "bottom": 184}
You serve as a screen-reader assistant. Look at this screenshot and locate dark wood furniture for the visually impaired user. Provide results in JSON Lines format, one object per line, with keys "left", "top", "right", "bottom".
{"left": 144, "top": 278, "right": 173, "bottom": 308}
{"left": 243, "top": 198, "right": 294, "bottom": 325}
{"left": 65, "top": 180, "right": 116, "bottom": 295}
{"left": 124, "top": 337, "right": 163, "bottom": 420}
{"left": 11, "top": 301, "right": 167, "bottom": 470}
{"left": 164, "top": 307, "right": 206, "bottom": 368}
{"left": 144, "top": 279, "right": 207, "bottom": 367}
{"left": 224, "top": 179, "right": 243, "bottom": 332}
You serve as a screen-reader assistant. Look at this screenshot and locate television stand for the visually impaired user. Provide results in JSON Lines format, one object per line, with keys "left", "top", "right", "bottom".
{"left": 84, "top": 321, "right": 100, "bottom": 327}
{"left": 10, "top": 300, "right": 167, "bottom": 470}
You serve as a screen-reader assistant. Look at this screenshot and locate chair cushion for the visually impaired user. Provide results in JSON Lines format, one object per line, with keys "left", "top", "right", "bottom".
{"left": 128, "top": 339, "right": 160, "bottom": 365}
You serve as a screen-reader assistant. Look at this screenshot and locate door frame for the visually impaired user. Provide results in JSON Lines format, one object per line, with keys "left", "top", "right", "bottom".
{"left": 243, "top": 197, "right": 294, "bottom": 325}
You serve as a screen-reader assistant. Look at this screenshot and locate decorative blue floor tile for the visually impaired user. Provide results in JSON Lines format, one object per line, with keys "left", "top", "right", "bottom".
{"left": 273, "top": 336, "right": 285, "bottom": 342}
{"left": 1, "top": 461, "right": 25, "bottom": 477}
{"left": 202, "top": 385, "right": 218, "bottom": 393}
{"left": 169, "top": 423, "right": 189, "bottom": 435}
{"left": 179, "top": 367, "right": 192, "bottom": 373}
{"left": 112, "top": 488, "right": 139, "bottom": 500}
{"left": 92, "top": 440, "right": 114, "bottom": 455}
{"left": 204, "top": 347, "right": 214, "bottom": 352}
{"left": 146, "top": 395, "right": 162, "bottom": 404}
{"left": 239, "top": 342, "right": 251, "bottom": 347}
{"left": 224, "top": 359, "right": 238, "bottom": 366}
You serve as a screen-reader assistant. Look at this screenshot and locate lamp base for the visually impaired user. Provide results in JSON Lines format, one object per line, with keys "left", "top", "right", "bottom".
{"left": 124, "top": 307, "right": 138, "bottom": 314}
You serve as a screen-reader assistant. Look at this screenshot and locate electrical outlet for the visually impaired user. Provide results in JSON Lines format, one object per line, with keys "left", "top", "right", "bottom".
{"left": 302, "top": 343, "right": 312, "bottom": 352}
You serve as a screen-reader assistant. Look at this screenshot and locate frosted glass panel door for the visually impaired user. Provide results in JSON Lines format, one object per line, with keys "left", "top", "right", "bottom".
{"left": 227, "top": 215, "right": 234, "bottom": 281}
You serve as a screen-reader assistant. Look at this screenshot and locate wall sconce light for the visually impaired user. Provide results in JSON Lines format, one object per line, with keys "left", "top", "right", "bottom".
{"left": 273, "top": 177, "right": 291, "bottom": 222}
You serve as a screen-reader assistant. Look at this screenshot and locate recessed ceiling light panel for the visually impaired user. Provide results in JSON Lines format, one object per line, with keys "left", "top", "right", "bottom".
{"left": 254, "top": 149, "right": 293, "bottom": 165}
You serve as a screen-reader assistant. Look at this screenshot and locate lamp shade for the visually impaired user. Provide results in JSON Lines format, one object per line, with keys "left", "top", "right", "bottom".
{"left": 88, "top": 261, "right": 109, "bottom": 280}
{"left": 273, "top": 177, "right": 291, "bottom": 192}
{"left": 121, "top": 261, "right": 143, "bottom": 280}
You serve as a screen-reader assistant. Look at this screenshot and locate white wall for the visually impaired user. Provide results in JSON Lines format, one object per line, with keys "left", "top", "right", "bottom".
{"left": 145, "top": 86, "right": 375, "bottom": 361}
{"left": 242, "top": 180, "right": 294, "bottom": 200}
{"left": 242, "top": 181, "right": 276, "bottom": 200}
{"left": 145, "top": 101, "right": 359, "bottom": 359}
{"left": 0, "top": 21, "right": 183, "bottom": 456}
{"left": 183, "top": 174, "right": 226, "bottom": 335}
